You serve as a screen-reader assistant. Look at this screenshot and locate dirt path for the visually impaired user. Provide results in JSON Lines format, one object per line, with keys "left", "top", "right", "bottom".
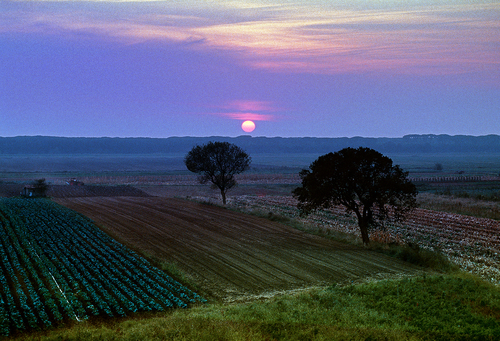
{"left": 55, "top": 197, "right": 421, "bottom": 301}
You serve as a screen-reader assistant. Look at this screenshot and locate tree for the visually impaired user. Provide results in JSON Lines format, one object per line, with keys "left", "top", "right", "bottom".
{"left": 434, "top": 163, "right": 443, "bottom": 171}
{"left": 184, "top": 141, "right": 251, "bottom": 204}
{"left": 292, "top": 147, "right": 417, "bottom": 245}
{"left": 32, "top": 178, "right": 49, "bottom": 197}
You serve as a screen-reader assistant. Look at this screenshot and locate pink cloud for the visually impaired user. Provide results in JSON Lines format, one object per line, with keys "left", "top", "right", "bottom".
{"left": 208, "top": 99, "right": 284, "bottom": 121}
{"left": 221, "top": 100, "right": 281, "bottom": 113}
{"left": 6, "top": 2, "right": 497, "bottom": 78}
{"left": 219, "top": 112, "right": 276, "bottom": 121}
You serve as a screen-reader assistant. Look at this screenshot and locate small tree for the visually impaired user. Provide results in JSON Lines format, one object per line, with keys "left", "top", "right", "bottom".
{"left": 32, "top": 178, "right": 49, "bottom": 197}
{"left": 293, "top": 147, "right": 417, "bottom": 245}
{"left": 184, "top": 141, "right": 251, "bottom": 204}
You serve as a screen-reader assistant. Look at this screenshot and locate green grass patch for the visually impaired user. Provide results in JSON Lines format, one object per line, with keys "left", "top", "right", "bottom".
{"left": 10, "top": 274, "right": 500, "bottom": 341}
{"left": 343, "top": 273, "right": 500, "bottom": 338}
{"left": 367, "top": 242, "right": 459, "bottom": 273}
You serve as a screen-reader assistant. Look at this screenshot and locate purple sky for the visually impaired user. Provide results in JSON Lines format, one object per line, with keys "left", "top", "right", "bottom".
{"left": 1, "top": 0, "right": 499, "bottom": 138}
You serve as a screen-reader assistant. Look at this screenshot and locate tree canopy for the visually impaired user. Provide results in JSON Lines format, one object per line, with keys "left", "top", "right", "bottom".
{"left": 292, "top": 147, "right": 417, "bottom": 245}
{"left": 184, "top": 141, "right": 251, "bottom": 204}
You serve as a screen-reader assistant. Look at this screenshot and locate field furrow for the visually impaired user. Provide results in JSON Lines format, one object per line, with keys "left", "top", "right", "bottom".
{"left": 55, "top": 196, "right": 422, "bottom": 301}
{"left": 228, "top": 195, "right": 500, "bottom": 285}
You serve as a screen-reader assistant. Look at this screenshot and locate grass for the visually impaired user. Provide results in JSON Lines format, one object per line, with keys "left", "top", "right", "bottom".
{"left": 368, "top": 242, "right": 459, "bottom": 273}
{"left": 8, "top": 273, "right": 500, "bottom": 341}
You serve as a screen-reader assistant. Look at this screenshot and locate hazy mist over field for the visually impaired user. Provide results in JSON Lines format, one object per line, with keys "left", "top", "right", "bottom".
{"left": 1, "top": 135, "right": 499, "bottom": 174}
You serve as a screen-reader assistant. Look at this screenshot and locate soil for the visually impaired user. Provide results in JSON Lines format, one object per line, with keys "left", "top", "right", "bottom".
{"left": 0, "top": 183, "right": 151, "bottom": 198}
{"left": 55, "top": 196, "right": 422, "bottom": 302}
{"left": 48, "top": 184, "right": 151, "bottom": 198}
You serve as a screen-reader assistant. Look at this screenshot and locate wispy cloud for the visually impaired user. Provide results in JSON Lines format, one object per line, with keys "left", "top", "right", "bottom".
{"left": 2, "top": 1, "right": 499, "bottom": 76}
{"left": 193, "top": 3, "right": 500, "bottom": 74}
{"left": 210, "top": 100, "right": 283, "bottom": 121}
{"left": 221, "top": 100, "right": 281, "bottom": 113}
{"left": 220, "top": 112, "right": 276, "bottom": 121}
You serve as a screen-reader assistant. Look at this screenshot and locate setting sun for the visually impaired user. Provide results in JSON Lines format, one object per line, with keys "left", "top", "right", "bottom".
{"left": 241, "top": 120, "right": 256, "bottom": 133}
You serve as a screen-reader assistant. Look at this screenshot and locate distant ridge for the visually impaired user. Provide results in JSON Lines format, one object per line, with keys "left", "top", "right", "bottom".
{"left": 1, "top": 134, "right": 499, "bottom": 154}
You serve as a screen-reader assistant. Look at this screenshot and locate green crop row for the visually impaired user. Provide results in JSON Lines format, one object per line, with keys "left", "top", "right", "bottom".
{"left": 0, "top": 198, "right": 205, "bottom": 336}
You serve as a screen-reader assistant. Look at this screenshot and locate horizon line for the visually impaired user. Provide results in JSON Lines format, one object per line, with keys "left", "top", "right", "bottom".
{"left": 1, "top": 134, "right": 499, "bottom": 139}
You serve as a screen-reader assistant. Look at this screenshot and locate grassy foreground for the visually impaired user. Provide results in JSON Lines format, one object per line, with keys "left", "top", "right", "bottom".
{"left": 7, "top": 273, "right": 500, "bottom": 341}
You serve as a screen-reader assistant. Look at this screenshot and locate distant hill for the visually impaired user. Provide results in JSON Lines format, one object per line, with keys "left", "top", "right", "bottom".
{"left": 1, "top": 134, "right": 499, "bottom": 155}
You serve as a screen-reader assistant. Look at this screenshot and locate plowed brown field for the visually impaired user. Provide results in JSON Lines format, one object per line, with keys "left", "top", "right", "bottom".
{"left": 55, "top": 197, "right": 421, "bottom": 301}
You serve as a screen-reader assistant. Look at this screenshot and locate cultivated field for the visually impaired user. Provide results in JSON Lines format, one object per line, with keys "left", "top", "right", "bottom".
{"left": 224, "top": 195, "right": 500, "bottom": 285}
{"left": 2, "top": 150, "right": 500, "bottom": 338}
{"left": 54, "top": 197, "right": 422, "bottom": 302}
{"left": 0, "top": 198, "right": 205, "bottom": 336}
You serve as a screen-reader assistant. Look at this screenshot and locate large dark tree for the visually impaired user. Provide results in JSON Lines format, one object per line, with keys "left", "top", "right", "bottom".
{"left": 185, "top": 141, "right": 251, "bottom": 204}
{"left": 293, "top": 147, "right": 417, "bottom": 245}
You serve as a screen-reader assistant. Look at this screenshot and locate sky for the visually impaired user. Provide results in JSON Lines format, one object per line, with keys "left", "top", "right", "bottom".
{"left": 0, "top": 0, "right": 499, "bottom": 138}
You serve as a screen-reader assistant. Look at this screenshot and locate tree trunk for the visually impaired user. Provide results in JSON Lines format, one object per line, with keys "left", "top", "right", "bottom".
{"left": 353, "top": 209, "right": 370, "bottom": 245}
{"left": 221, "top": 190, "right": 227, "bottom": 205}
{"left": 358, "top": 218, "right": 370, "bottom": 245}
